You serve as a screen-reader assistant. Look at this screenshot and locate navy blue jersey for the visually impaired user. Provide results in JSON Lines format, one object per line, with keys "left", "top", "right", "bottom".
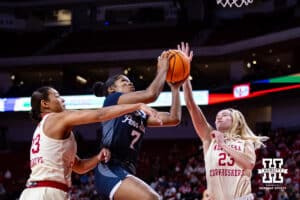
{"left": 101, "top": 92, "right": 148, "bottom": 172}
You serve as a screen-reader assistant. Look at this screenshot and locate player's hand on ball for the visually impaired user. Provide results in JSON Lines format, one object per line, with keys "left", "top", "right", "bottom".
{"left": 157, "top": 51, "right": 171, "bottom": 73}
{"left": 167, "top": 78, "right": 186, "bottom": 89}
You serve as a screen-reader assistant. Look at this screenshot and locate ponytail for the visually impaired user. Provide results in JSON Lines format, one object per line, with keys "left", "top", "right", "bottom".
{"left": 30, "top": 87, "right": 51, "bottom": 122}
{"left": 93, "top": 74, "right": 122, "bottom": 97}
{"left": 93, "top": 81, "right": 106, "bottom": 97}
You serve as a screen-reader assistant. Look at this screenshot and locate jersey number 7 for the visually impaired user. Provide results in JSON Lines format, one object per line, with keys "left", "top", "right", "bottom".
{"left": 130, "top": 130, "right": 141, "bottom": 150}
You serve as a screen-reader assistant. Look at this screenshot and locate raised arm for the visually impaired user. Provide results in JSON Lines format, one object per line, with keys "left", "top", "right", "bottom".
{"left": 147, "top": 82, "right": 182, "bottom": 127}
{"left": 183, "top": 79, "right": 213, "bottom": 145}
{"left": 178, "top": 42, "right": 213, "bottom": 147}
{"left": 63, "top": 103, "right": 159, "bottom": 126}
{"left": 117, "top": 51, "right": 170, "bottom": 104}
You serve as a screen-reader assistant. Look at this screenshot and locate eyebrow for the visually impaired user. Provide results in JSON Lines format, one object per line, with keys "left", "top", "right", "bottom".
{"left": 217, "top": 111, "right": 230, "bottom": 116}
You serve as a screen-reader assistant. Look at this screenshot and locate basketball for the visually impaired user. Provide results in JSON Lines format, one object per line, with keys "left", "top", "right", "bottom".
{"left": 166, "top": 50, "right": 190, "bottom": 84}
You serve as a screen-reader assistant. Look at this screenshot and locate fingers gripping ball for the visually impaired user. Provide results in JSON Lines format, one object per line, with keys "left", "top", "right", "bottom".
{"left": 166, "top": 50, "right": 190, "bottom": 84}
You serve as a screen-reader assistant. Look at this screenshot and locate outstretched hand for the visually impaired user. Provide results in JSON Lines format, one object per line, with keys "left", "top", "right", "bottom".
{"left": 97, "top": 148, "right": 111, "bottom": 163}
{"left": 177, "top": 41, "right": 193, "bottom": 88}
{"left": 177, "top": 42, "right": 193, "bottom": 61}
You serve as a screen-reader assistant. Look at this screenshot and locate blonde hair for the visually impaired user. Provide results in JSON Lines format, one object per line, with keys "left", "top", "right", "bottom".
{"left": 224, "top": 108, "right": 268, "bottom": 149}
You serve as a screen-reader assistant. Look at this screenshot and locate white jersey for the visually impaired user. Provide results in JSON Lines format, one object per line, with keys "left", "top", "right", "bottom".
{"left": 205, "top": 138, "right": 252, "bottom": 200}
{"left": 27, "top": 114, "right": 77, "bottom": 187}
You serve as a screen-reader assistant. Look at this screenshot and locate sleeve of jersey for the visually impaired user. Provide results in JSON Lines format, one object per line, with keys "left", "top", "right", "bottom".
{"left": 103, "top": 92, "right": 123, "bottom": 107}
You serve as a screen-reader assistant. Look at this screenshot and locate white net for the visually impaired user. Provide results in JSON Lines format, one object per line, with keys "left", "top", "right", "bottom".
{"left": 217, "top": 0, "right": 254, "bottom": 7}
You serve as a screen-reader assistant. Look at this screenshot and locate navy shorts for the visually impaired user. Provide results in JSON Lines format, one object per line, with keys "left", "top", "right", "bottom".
{"left": 94, "top": 162, "right": 130, "bottom": 200}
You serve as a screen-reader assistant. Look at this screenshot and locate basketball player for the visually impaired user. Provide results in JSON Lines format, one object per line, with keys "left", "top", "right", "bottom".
{"left": 92, "top": 50, "right": 187, "bottom": 200}
{"left": 179, "top": 42, "right": 269, "bottom": 200}
{"left": 19, "top": 86, "right": 161, "bottom": 200}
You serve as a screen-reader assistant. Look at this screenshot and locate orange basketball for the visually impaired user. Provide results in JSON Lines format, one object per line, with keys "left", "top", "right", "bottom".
{"left": 166, "top": 50, "right": 190, "bottom": 84}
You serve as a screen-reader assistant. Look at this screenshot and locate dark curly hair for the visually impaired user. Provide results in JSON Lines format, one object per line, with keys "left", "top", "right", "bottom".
{"left": 30, "top": 86, "right": 52, "bottom": 122}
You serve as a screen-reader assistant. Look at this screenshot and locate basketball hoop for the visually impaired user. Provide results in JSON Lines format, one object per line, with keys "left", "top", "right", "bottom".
{"left": 217, "top": 0, "right": 254, "bottom": 7}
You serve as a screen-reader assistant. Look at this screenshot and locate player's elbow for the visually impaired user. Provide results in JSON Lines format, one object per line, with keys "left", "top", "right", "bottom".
{"left": 168, "top": 115, "right": 181, "bottom": 126}
{"left": 73, "top": 167, "right": 89, "bottom": 175}
{"left": 243, "top": 161, "right": 255, "bottom": 170}
{"left": 248, "top": 161, "right": 255, "bottom": 170}
{"left": 173, "top": 118, "right": 181, "bottom": 126}
{"left": 72, "top": 167, "right": 85, "bottom": 175}
{"left": 72, "top": 160, "right": 88, "bottom": 174}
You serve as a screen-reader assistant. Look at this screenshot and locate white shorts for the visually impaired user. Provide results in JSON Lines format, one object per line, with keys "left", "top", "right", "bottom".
{"left": 19, "top": 187, "right": 69, "bottom": 200}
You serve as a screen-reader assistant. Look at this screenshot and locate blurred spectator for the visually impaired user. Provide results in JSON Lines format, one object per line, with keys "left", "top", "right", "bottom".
{"left": 3, "top": 169, "right": 11, "bottom": 180}
{"left": 0, "top": 171, "right": 6, "bottom": 198}
{"left": 277, "top": 189, "right": 288, "bottom": 200}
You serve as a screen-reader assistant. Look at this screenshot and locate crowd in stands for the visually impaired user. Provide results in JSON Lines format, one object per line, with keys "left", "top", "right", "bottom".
{"left": 0, "top": 128, "right": 299, "bottom": 200}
